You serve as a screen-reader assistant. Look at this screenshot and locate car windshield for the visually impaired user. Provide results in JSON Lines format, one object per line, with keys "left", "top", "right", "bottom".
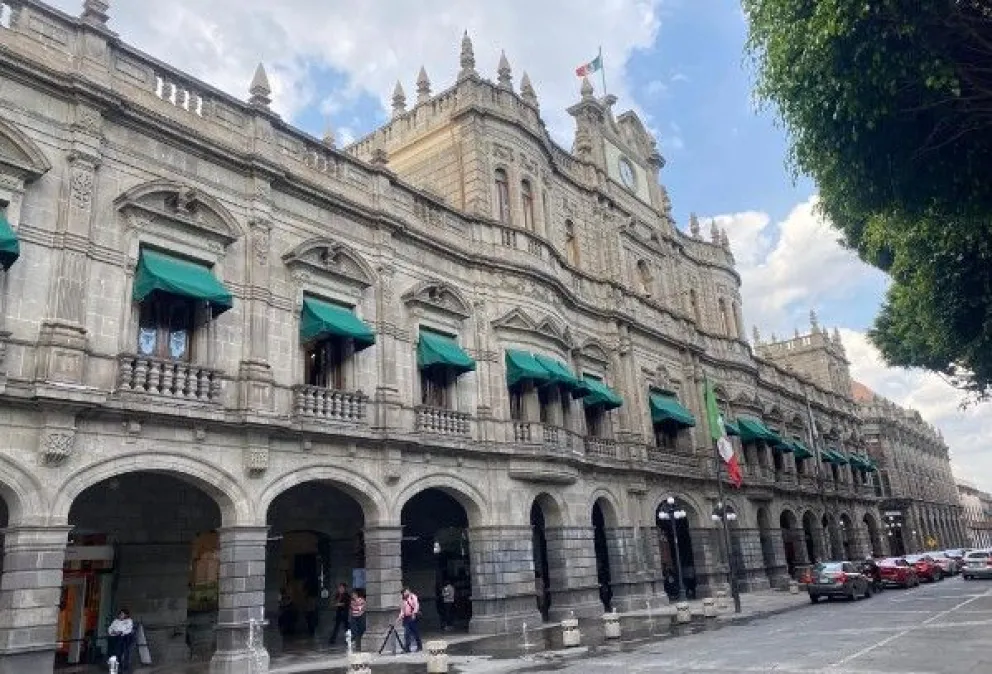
{"left": 966, "top": 551, "right": 989, "bottom": 560}
{"left": 905, "top": 555, "right": 924, "bottom": 562}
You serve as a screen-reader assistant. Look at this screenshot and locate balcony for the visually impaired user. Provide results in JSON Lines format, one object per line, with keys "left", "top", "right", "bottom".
{"left": 511, "top": 421, "right": 578, "bottom": 454}
{"left": 292, "top": 386, "right": 367, "bottom": 423}
{"left": 585, "top": 436, "right": 618, "bottom": 459}
{"left": 116, "top": 354, "right": 222, "bottom": 403}
{"left": 415, "top": 406, "right": 471, "bottom": 436}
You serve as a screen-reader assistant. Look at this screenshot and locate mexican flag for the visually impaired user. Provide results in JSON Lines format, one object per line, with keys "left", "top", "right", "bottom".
{"left": 575, "top": 54, "right": 603, "bottom": 77}
{"left": 703, "top": 378, "right": 743, "bottom": 488}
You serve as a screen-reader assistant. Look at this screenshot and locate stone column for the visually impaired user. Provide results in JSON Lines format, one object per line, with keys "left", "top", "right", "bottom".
{"left": 688, "top": 528, "right": 722, "bottom": 598}
{"left": 733, "top": 528, "right": 770, "bottom": 591}
{"left": 211, "top": 526, "right": 268, "bottom": 674}
{"left": 758, "top": 528, "right": 789, "bottom": 589}
{"left": 362, "top": 526, "right": 403, "bottom": 642}
{"left": 603, "top": 526, "right": 656, "bottom": 610}
{"left": 544, "top": 526, "right": 601, "bottom": 619}
{"left": 0, "top": 526, "right": 71, "bottom": 674}
{"left": 468, "top": 526, "right": 541, "bottom": 634}
{"left": 237, "top": 212, "right": 275, "bottom": 415}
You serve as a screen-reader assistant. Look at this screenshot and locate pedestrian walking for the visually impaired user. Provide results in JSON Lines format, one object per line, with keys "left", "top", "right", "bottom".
{"left": 398, "top": 586, "right": 422, "bottom": 653}
{"left": 441, "top": 579, "right": 456, "bottom": 630}
{"left": 348, "top": 589, "right": 367, "bottom": 651}
{"left": 328, "top": 583, "right": 351, "bottom": 645}
{"left": 107, "top": 608, "right": 135, "bottom": 673}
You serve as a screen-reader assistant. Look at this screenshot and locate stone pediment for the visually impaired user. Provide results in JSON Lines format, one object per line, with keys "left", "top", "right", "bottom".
{"left": 579, "top": 338, "right": 610, "bottom": 365}
{"left": 116, "top": 179, "right": 242, "bottom": 247}
{"left": 0, "top": 118, "right": 52, "bottom": 182}
{"left": 491, "top": 307, "right": 537, "bottom": 332}
{"left": 616, "top": 110, "right": 661, "bottom": 165}
{"left": 402, "top": 280, "right": 471, "bottom": 319}
{"left": 282, "top": 237, "right": 375, "bottom": 288}
{"left": 535, "top": 316, "right": 573, "bottom": 349}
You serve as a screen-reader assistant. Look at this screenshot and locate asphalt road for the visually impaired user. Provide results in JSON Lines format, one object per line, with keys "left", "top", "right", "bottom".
{"left": 535, "top": 576, "right": 992, "bottom": 674}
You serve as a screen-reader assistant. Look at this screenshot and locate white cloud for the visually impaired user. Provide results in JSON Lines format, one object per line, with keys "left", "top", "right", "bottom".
{"left": 47, "top": 0, "right": 663, "bottom": 141}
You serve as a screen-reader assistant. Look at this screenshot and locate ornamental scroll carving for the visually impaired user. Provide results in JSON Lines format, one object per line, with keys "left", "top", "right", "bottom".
{"left": 251, "top": 220, "right": 271, "bottom": 266}
{"left": 69, "top": 166, "right": 94, "bottom": 210}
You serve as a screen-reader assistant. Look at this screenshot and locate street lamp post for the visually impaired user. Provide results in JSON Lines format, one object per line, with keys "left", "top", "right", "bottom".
{"left": 711, "top": 502, "right": 741, "bottom": 613}
{"left": 658, "top": 496, "right": 688, "bottom": 602}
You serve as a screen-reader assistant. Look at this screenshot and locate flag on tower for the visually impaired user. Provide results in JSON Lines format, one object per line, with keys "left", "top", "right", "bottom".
{"left": 575, "top": 53, "right": 603, "bottom": 77}
{"left": 703, "top": 377, "right": 743, "bottom": 488}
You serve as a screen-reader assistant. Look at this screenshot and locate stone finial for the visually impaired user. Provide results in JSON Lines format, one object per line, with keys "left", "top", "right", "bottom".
{"left": 416, "top": 66, "right": 432, "bottom": 103}
{"left": 689, "top": 213, "right": 701, "bottom": 238}
{"left": 833, "top": 326, "right": 843, "bottom": 343}
{"left": 81, "top": 0, "right": 110, "bottom": 27}
{"left": 720, "top": 228, "right": 730, "bottom": 249}
{"left": 459, "top": 31, "right": 477, "bottom": 80}
{"left": 752, "top": 325, "right": 761, "bottom": 344}
{"left": 371, "top": 145, "right": 389, "bottom": 167}
{"left": 710, "top": 218, "right": 720, "bottom": 243}
{"left": 249, "top": 63, "right": 272, "bottom": 109}
{"left": 580, "top": 76, "right": 594, "bottom": 99}
{"left": 809, "top": 308, "right": 819, "bottom": 331}
{"left": 520, "top": 72, "right": 538, "bottom": 107}
{"left": 497, "top": 50, "right": 513, "bottom": 90}
{"left": 322, "top": 124, "right": 336, "bottom": 149}
{"left": 391, "top": 81, "right": 407, "bottom": 116}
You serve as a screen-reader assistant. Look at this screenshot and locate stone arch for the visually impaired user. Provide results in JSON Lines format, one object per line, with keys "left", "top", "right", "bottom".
{"left": 578, "top": 338, "right": 610, "bottom": 366}
{"left": 650, "top": 490, "right": 705, "bottom": 527}
{"left": 720, "top": 497, "right": 747, "bottom": 527}
{"left": 114, "top": 178, "right": 244, "bottom": 245}
{"left": 391, "top": 473, "right": 487, "bottom": 526}
{"left": 281, "top": 236, "right": 377, "bottom": 288}
{"left": 258, "top": 463, "right": 389, "bottom": 526}
{"left": 589, "top": 490, "right": 621, "bottom": 528}
{"left": 531, "top": 491, "right": 565, "bottom": 528}
{"left": 863, "top": 511, "right": 883, "bottom": 557}
{"left": 0, "top": 454, "right": 46, "bottom": 525}
{"left": 51, "top": 451, "right": 253, "bottom": 526}
{"left": 0, "top": 116, "right": 52, "bottom": 181}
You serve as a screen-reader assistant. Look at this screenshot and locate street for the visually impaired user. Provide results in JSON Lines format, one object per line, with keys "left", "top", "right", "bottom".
{"left": 525, "top": 578, "right": 992, "bottom": 673}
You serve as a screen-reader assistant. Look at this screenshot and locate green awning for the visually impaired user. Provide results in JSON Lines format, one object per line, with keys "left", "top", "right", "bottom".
{"left": 831, "top": 448, "right": 850, "bottom": 465}
{"left": 793, "top": 440, "right": 813, "bottom": 460}
{"left": 0, "top": 213, "right": 20, "bottom": 270}
{"left": 505, "top": 349, "right": 553, "bottom": 388}
{"left": 820, "top": 448, "right": 836, "bottom": 463}
{"left": 418, "top": 329, "right": 476, "bottom": 374}
{"left": 649, "top": 392, "right": 696, "bottom": 427}
{"left": 300, "top": 296, "right": 375, "bottom": 351}
{"left": 774, "top": 438, "right": 795, "bottom": 453}
{"left": 132, "top": 248, "right": 233, "bottom": 314}
{"left": 580, "top": 375, "right": 623, "bottom": 411}
{"left": 737, "top": 416, "right": 780, "bottom": 444}
{"left": 724, "top": 419, "right": 741, "bottom": 436}
{"left": 533, "top": 354, "right": 582, "bottom": 391}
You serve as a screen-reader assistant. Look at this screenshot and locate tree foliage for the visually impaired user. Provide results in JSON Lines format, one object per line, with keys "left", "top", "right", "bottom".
{"left": 743, "top": 0, "right": 992, "bottom": 398}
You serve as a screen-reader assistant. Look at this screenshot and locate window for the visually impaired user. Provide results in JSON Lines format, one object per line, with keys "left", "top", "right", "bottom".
{"left": 137, "top": 295, "right": 196, "bottom": 361}
{"left": 560, "top": 392, "right": 572, "bottom": 428}
{"left": 565, "top": 220, "right": 579, "bottom": 266}
{"left": 637, "top": 260, "right": 652, "bottom": 296}
{"left": 654, "top": 421, "right": 678, "bottom": 450}
{"left": 509, "top": 387, "right": 524, "bottom": 421}
{"left": 521, "top": 179, "right": 535, "bottom": 231}
{"left": 773, "top": 447, "right": 784, "bottom": 472}
{"left": 585, "top": 406, "right": 603, "bottom": 438}
{"left": 719, "top": 298, "right": 732, "bottom": 336}
{"left": 421, "top": 367, "right": 454, "bottom": 409}
{"left": 689, "top": 289, "right": 701, "bottom": 323}
{"left": 538, "top": 385, "right": 551, "bottom": 423}
{"left": 495, "top": 168, "right": 511, "bottom": 224}
{"left": 304, "top": 339, "right": 346, "bottom": 390}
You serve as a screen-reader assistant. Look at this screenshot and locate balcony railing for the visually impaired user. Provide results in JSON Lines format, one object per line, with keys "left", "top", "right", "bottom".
{"left": 416, "top": 406, "right": 471, "bottom": 436}
{"left": 585, "top": 436, "right": 617, "bottom": 459}
{"left": 293, "top": 385, "right": 367, "bottom": 422}
{"left": 116, "top": 354, "right": 222, "bottom": 403}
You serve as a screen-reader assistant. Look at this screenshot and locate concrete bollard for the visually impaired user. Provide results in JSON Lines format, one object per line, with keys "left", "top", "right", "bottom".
{"left": 561, "top": 617, "right": 581, "bottom": 647}
{"left": 715, "top": 589, "right": 729, "bottom": 611}
{"left": 675, "top": 601, "right": 691, "bottom": 624}
{"left": 603, "top": 611, "right": 621, "bottom": 639}
{"left": 426, "top": 640, "right": 448, "bottom": 673}
{"left": 348, "top": 652, "right": 372, "bottom": 674}
{"left": 702, "top": 597, "right": 717, "bottom": 618}
{"left": 789, "top": 580, "right": 799, "bottom": 595}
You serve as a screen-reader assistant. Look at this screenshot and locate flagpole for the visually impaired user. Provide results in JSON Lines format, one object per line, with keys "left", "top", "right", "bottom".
{"left": 598, "top": 46, "right": 607, "bottom": 96}
{"left": 805, "top": 386, "right": 829, "bottom": 562}
{"left": 706, "top": 375, "right": 741, "bottom": 614}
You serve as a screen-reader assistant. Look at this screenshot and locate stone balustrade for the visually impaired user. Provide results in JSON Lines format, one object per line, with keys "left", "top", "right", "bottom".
{"left": 292, "top": 385, "right": 367, "bottom": 422}
{"left": 416, "top": 406, "right": 471, "bottom": 436}
{"left": 116, "top": 354, "right": 223, "bottom": 403}
{"left": 585, "top": 436, "right": 617, "bottom": 459}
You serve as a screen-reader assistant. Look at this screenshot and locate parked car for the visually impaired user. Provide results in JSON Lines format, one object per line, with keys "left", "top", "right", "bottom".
{"left": 961, "top": 549, "right": 992, "bottom": 580}
{"left": 929, "top": 552, "right": 959, "bottom": 576}
{"left": 808, "top": 561, "right": 873, "bottom": 603}
{"left": 943, "top": 548, "right": 968, "bottom": 562}
{"left": 905, "top": 554, "right": 944, "bottom": 582}
{"left": 879, "top": 558, "right": 919, "bottom": 588}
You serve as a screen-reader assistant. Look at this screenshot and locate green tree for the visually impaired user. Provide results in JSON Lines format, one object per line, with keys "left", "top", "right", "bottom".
{"left": 743, "top": 0, "right": 992, "bottom": 397}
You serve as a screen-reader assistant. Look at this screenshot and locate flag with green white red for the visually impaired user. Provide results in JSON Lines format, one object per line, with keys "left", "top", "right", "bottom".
{"left": 575, "top": 54, "right": 602, "bottom": 77}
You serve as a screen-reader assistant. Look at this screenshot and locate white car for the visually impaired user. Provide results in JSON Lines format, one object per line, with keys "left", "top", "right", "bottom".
{"left": 961, "top": 549, "right": 992, "bottom": 580}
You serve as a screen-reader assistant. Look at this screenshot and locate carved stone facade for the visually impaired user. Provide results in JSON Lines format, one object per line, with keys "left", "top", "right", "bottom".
{"left": 957, "top": 481, "right": 992, "bottom": 549}
{"left": 0, "top": 4, "right": 915, "bottom": 673}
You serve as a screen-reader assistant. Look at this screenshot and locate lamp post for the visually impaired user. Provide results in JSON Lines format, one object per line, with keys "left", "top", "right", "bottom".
{"left": 658, "top": 496, "right": 688, "bottom": 602}
{"left": 711, "top": 502, "right": 741, "bottom": 613}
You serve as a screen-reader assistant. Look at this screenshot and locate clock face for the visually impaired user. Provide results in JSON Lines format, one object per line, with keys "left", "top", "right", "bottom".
{"left": 618, "top": 157, "right": 636, "bottom": 189}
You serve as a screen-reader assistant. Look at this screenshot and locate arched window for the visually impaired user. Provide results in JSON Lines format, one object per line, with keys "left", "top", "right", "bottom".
{"left": 719, "top": 298, "right": 731, "bottom": 336}
{"left": 636, "top": 260, "right": 653, "bottom": 296}
{"left": 689, "top": 289, "right": 701, "bottom": 324}
{"left": 565, "top": 220, "right": 579, "bottom": 266}
{"left": 495, "top": 168, "right": 511, "bottom": 224}
{"left": 521, "top": 179, "right": 535, "bottom": 231}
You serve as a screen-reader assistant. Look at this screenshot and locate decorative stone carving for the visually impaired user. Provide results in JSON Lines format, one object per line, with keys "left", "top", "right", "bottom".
{"left": 251, "top": 220, "right": 271, "bottom": 266}
{"left": 282, "top": 237, "right": 375, "bottom": 288}
{"left": 245, "top": 447, "right": 268, "bottom": 475}
{"left": 401, "top": 280, "right": 472, "bottom": 319}
{"left": 115, "top": 179, "right": 242, "bottom": 247}
{"left": 41, "top": 431, "right": 75, "bottom": 464}
{"left": 69, "top": 166, "right": 94, "bottom": 210}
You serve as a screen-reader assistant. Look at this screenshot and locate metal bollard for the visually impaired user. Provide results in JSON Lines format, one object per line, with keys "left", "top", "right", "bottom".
{"left": 603, "top": 610, "right": 621, "bottom": 639}
{"left": 348, "top": 652, "right": 372, "bottom": 674}
{"left": 561, "top": 617, "right": 581, "bottom": 647}
{"left": 426, "top": 640, "right": 448, "bottom": 673}
{"left": 715, "top": 589, "right": 729, "bottom": 611}
{"left": 789, "top": 579, "right": 799, "bottom": 595}
{"left": 675, "top": 601, "right": 691, "bottom": 624}
{"left": 702, "top": 597, "right": 717, "bottom": 618}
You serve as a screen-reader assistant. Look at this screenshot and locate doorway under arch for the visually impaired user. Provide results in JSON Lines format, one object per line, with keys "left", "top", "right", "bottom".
{"left": 591, "top": 498, "right": 616, "bottom": 611}
{"left": 823, "top": 513, "right": 843, "bottom": 560}
{"left": 756, "top": 506, "right": 778, "bottom": 586}
{"left": 656, "top": 497, "right": 698, "bottom": 600}
{"left": 863, "top": 513, "right": 882, "bottom": 558}
{"left": 530, "top": 494, "right": 561, "bottom": 622}
{"left": 839, "top": 514, "right": 855, "bottom": 560}
{"left": 779, "top": 509, "right": 800, "bottom": 576}
{"left": 802, "top": 511, "right": 819, "bottom": 563}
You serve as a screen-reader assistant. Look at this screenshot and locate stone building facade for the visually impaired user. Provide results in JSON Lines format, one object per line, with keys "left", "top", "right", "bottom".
{"left": 957, "top": 480, "right": 992, "bottom": 549}
{"left": 0, "top": 3, "right": 883, "bottom": 672}
{"left": 852, "top": 382, "right": 966, "bottom": 555}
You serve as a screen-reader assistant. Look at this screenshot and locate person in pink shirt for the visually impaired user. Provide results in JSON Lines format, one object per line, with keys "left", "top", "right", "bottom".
{"left": 397, "top": 587, "right": 422, "bottom": 653}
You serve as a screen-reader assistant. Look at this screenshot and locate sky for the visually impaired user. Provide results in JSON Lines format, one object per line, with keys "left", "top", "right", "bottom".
{"left": 47, "top": 0, "right": 992, "bottom": 492}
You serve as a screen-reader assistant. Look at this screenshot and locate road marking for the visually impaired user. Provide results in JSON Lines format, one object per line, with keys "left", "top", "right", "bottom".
{"left": 828, "top": 588, "right": 992, "bottom": 669}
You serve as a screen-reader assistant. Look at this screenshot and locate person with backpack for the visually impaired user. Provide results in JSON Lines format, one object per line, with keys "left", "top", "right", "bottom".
{"left": 348, "top": 588, "right": 367, "bottom": 651}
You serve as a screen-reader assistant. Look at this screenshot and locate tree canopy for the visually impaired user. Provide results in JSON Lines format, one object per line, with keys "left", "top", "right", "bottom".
{"left": 743, "top": 0, "right": 992, "bottom": 398}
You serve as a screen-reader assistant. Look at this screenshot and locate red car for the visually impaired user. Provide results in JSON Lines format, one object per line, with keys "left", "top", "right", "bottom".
{"left": 879, "top": 558, "right": 919, "bottom": 588}
{"left": 905, "top": 554, "right": 944, "bottom": 582}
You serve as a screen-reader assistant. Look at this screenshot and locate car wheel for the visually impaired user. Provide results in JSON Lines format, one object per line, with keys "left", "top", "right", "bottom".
{"left": 934, "top": 571, "right": 942, "bottom": 581}
{"left": 809, "top": 595, "right": 819, "bottom": 604}
{"left": 864, "top": 585, "right": 872, "bottom": 599}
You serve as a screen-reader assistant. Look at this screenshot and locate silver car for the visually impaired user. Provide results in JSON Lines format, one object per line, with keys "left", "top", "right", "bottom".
{"left": 961, "top": 549, "right": 992, "bottom": 580}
